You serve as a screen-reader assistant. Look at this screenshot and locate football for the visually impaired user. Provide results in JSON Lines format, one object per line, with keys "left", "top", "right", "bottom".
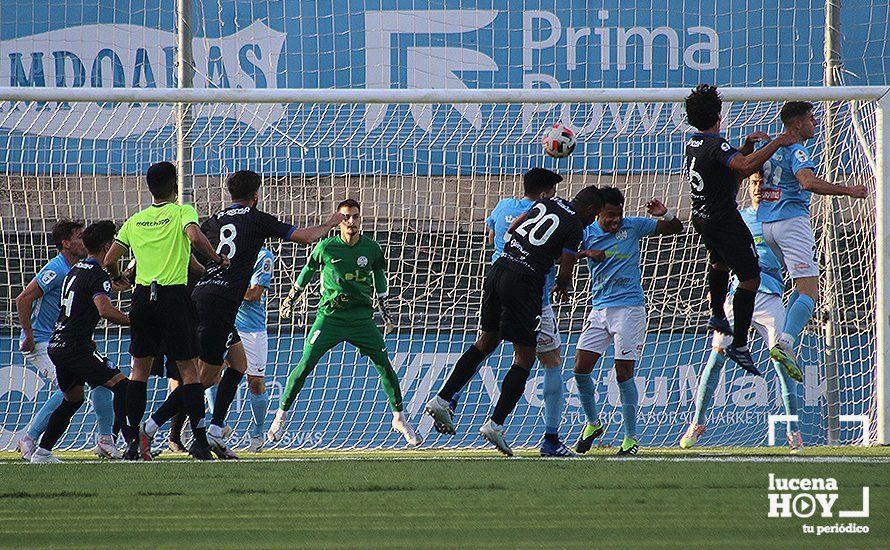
{"left": 541, "top": 123, "right": 577, "bottom": 158}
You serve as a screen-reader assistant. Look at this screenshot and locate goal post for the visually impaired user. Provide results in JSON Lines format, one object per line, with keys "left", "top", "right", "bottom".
{"left": 0, "top": 85, "right": 887, "bottom": 449}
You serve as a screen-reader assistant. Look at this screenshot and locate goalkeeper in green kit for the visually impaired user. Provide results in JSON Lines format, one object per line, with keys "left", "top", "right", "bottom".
{"left": 268, "top": 199, "right": 421, "bottom": 446}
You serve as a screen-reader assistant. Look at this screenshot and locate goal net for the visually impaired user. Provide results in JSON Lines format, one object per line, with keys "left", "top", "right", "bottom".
{"left": 0, "top": 87, "right": 883, "bottom": 451}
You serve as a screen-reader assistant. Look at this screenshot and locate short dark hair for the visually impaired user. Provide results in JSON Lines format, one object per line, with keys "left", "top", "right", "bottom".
{"left": 780, "top": 101, "right": 814, "bottom": 125}
{"left": 572, "top": 185, "right": 603, "bottom": 212}
{"left": 599, "top": 187, "right": 625, "bottom": 207}
{"left": 685, "top": 84, "right": 722, "bottom": 131}
{"left": 146, "top": 162, "right": 177, "bottom": 199}
{"left": 226, "top": 170, "right": 262, "bottom": 200}
{"left": 523, "top": 167, "right": 562, "bottom": 197}
{"left": 51, "top": 220, "right": 84, "bottom": 250}
{"left": 338, "top": 199, "right": 361, "bottom": 211}
{"left": 82, "top": 220, "right": 117, "bottom": 254}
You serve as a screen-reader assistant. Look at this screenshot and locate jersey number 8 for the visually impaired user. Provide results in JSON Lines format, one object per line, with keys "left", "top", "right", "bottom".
{"left": 217, "top": 223, "right": 237, "bottom": 258}
{"left": 514, "top": 203, "right": 560, "bottom": 246}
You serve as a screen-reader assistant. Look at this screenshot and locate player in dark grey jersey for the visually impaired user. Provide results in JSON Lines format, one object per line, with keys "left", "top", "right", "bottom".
{"left": 683, "top": 85, "right": 793, "bottom": 374}
{"left": 426, "top": 169, "right": 603, "bottom": 456}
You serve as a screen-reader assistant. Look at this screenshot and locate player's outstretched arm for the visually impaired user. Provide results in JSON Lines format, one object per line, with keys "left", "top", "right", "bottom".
{"left": 94, "top": 294, "right": 130, "bottom": 326}
{"left": 795, "top": 169, "right": 869, "bottom": 198}
{"left": 281, "top": 259, "right": 319, "bottom": 319}
{"left": 551, "top": 251, "right": 580, "bottom": 303}
{"left": 103, "top": 242, "right": 127, "bottom": 278}
{"left": 15, "top": 279, "right": 43, "bottom": 352}
{"left": 287, "top": 211, "right": 346, "bottom": 244}
{"left": 244, "top": 284, "right": 265, "bottom": 302}
{"left": 646, "top": 199, "right": 683, "bottom": 235}
{"left": 728, "top": 132, "right": 795, "bottom": 177}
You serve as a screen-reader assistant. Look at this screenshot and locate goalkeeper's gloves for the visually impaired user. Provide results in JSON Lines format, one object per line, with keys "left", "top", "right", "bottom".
{"left": 279, "top": 285, "right": 304, "bottom": 320}
{"left": 377, "top": 296, "right": 396, "bottom": 335}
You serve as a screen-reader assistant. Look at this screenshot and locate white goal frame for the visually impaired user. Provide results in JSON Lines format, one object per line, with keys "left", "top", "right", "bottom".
{"left": 1, "top": 85, "right": 888, "bottom": 445}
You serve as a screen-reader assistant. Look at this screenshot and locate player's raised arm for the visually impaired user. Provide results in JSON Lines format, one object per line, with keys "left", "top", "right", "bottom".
{"left": 551, "top": 250, "right": 580, "bottom": 303}
{"left": 287, "top": 210, "right": 345, "bottom": 244}
{"left": 646, "top": 199, "right": 683, "bottom": 235}
{"left": 727, "top": 132, "right": 794, "bottom": 177}
{"left": 794, "top": 168, "right": 868, "bottom": 198}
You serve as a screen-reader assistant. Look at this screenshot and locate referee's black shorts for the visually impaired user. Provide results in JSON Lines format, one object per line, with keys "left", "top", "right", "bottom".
{"left": 692, "top": 212, "right": 761, "bottom": 282}
{"left": 480, "top": 262, "right": 544, "bottom": 347}
{"left": 129, "top": 284, "right": 199, "bottom": 361}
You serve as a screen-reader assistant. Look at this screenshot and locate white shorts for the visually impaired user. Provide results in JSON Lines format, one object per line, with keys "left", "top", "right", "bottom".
{"left": 576, "top": 306, "right": 646, "bottom": 361}
{"left": 712, "top": 292, "right": 786, "bottom": 349}
{"left": 239, "top": 331, "right": 268, "bottom": 377}
{"left": 535, "top": 304, "right": 561, "bottom": 354}
{"left": 23, "top": 341, "right": 55, "bottom": 381}
{"left": 762, "top": 215, "right": 820, "bottom": 279}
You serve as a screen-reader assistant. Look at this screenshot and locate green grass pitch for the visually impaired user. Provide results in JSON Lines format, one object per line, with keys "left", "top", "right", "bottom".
{"left": 1, "top": 448, "right": 887, "bottom": 548}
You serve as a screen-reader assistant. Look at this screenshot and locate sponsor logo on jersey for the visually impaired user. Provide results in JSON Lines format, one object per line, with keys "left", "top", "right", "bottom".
{"left": 218, "top": 206, "right": 251, "bottom": 218}
{"left": 720, "top": 142, "right": 731, "bottom": 151}
{"left": 762, "top": 188, "right": 781, "bottom": 202}
{"left": 615, "top": 229, "right": 628, "bottom": 241}
{"left": 135, "top": 218, "right": 171, "bottom": 227}
{"left": 357, "top": 256, "right": 369, "bottom": 267}
{"left": 40, "top": 270, "right": 57, "bottom": 285}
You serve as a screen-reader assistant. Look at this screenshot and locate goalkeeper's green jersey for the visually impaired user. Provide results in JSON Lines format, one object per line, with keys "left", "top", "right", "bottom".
{"left": 297, "top": 234, "right": 387, "bottom": 320}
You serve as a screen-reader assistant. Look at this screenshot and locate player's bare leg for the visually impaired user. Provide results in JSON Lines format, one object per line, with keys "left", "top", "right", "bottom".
{"left": 427, "top": 331, "right": 500, "bottom": 435}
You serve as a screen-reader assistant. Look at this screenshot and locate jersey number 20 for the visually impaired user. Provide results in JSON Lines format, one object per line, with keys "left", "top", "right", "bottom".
{"left": 514, "top": 204, "right": 560, "bottom": 246}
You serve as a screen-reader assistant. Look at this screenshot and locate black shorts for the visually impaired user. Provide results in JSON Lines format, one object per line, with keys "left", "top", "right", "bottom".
{"left": 480, "top": 263, "right": 544, "bottom": 347}
{"left": 192, "top": 293, "right": 241, "bottom": 366}
{"left": 49, "top": 348, "right": 121, "bottom": 392}
{"left": 692, "top": 213, "right": 761, "bottom": 282}
{"left": 129, "top": 284, "right": 199, "bottom": 361}
{"left": 151, "top": 354, "right": 182, "bottom": 381}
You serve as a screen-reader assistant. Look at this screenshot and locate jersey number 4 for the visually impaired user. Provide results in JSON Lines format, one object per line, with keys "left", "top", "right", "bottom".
{"left": 514, "top": 203, "right": 560, "bottom": 246}
{"left": 60, "top": 275, "right": 76, "bottom": 318}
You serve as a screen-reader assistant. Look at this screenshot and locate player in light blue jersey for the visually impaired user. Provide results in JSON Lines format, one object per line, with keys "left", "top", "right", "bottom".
{"left": 15, "top": 221, "right": 119, "bottom": 460}
{"left": 683, "top": 172, "right": 804, "bottom": 453}
{"left": 236, "top": 247, "right": 275, "bottom": 452}
{"left": 572, "top": 188, "right": 682, "bottom": 456}
{"left": 757, "top": 102, "right": 868, "bottom": 377}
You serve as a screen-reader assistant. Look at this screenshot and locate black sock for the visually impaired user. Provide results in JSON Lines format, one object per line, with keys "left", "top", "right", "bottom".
{"left": 170, "top": 413, "right": 185, "bottom": 444}
{"left": 38, "top": 399, "right": 83, "bottom": 451}
{"left": 707, "top": 267, "right": 730, "bottom": 318}
{"left": 150, "top": 386, "right": 184, "bottom": 428}
{"left": 181, "top": 383, "right": 208, "bottom": 446}
{"left": 212, "top": 368, "right": 244, "bottom": 427}
{"left": 126, "top": 380, "right": 148, "bottom": 431}
{"left": 732, "top": 287, "right": 756, "bottom": 348}
{"left": 438, "top": 345, "right": 487, "bottom": 401}
{"left": 110, "top": 379, "right": 132, "bottom": 442}
{"left": 491, "top": 365, "right": 531, "bottom": 426}
{"left": 544, "top": 432, "right": 559, "bottom": 444}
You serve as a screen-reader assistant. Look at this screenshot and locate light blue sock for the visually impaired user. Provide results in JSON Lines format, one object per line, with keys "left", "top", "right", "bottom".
{"left": 27, "top": 390, "right": 64, "bottom": 439}
{"left": 772, "top": 359, "right": 800, "bottom": 433}
{"left": 541, "top": 367, "right": 564, "bottom": 435}
{"left": 694, "top": 350, "right": 727, "bottom": 426}
{"left": 617, "top": 378, "right": 638, "bottom": 440}
{"left": 782, "top": 294, "right": 815, "bottom": 344}
{"left": 89, "top": 385, "right": 115, "bottom": 436}
{"left": 573, "top": 373, "right": 599, "bottom": 425}
{"left": 249, "top": 391, "right": 270, "bottom": 438}
{"left": 787, "top": 290, "right": 800, "bottom": 311}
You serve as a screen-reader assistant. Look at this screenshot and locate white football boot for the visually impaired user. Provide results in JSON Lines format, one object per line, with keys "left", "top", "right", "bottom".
{"left": 391, "top": 412, "right": 422, "bottom": 446}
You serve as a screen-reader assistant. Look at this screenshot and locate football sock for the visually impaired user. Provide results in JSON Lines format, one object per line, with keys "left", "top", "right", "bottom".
{"left": 90, "top": 385, "right": 115, "bottom": 437}
{"left": 772, "top": 359, "right": 800, "bottom": 433}
{"left": 38, "top": 398, "right": 83, "bottom": 451}
{"left": 731, "top": 287, "right": 756, "bottom": 349}
{"left": 212, "top": 368, "right": 244, "bottom": 427}
{"left": 491, "top": 365, "right": 531, "bottom": 425}
{"left": 149, "top": 386, "right": 184, "bottom": 429}
{"left": 542, "top": 367, "right": 563, "bottom": 436}
{"left": 109, "top": 379, "right": 132, "bottom": 442}
{"left": 248, "top": 391, "right": 270, "bottom": 438}
{"left": 27, "top": 390, "right": 64, "bottom": 440}
{"left": 169, "top": 413, "right": 185, "bottom": 444}
{"left": 707, "top": 267, "right": 730, "bottom": 319}
{"left": 694, "top": 350, "right": 726, "bottom": 426}
{"left": 439, "top": 345, "right": 486, "bottom": 401}
{"left": 371, "top": 360, "right": 405, "bottom": 412}
{"left": 781, "top": 293, "right": 815, "bottom": 347}
{"left": 182, "top": 383, "right": 209, "bottom": 447}
{"left": 125, "top": 380, "right": 148, "bottom": 432}
{"left": 617, "top": 378, "right": 638, "bottom": 440}
{"left": 573, "top": 373, "right": 599, "bottom": 425}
